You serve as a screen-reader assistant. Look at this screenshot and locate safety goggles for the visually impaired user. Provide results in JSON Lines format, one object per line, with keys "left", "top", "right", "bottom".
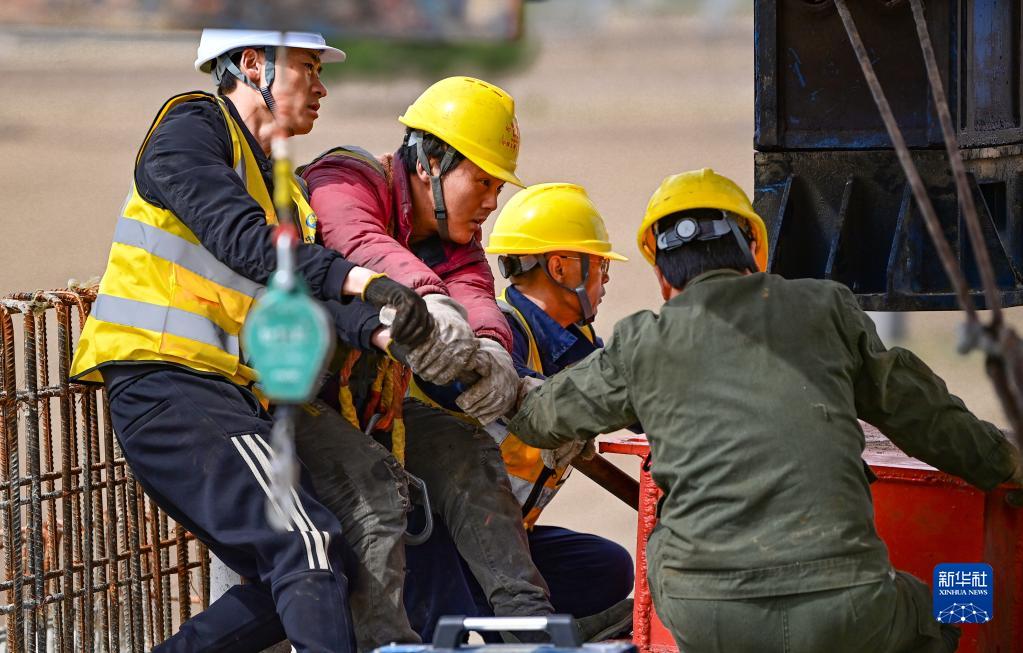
{"left": 562, "top": 255, "right": 610, "bottom": 276}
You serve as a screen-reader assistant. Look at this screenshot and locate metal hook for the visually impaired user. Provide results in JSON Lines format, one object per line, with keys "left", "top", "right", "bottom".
{"left": 404, "top": 473, "right": 434, "bottom": 546}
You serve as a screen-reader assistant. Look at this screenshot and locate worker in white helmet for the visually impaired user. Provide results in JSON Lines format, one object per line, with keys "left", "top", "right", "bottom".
{"left": 71, "top": 29, "right": 436, "bottom": 652}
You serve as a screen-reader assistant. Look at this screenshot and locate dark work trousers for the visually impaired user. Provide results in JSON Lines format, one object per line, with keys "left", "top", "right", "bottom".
{"left": 293, "top": 399, "right": 420, "bottom": 652}
{"left": 650, "top": 568, "right": 960, "bottom": 653}
{"left": 404, "top": 519, "right": 635, "bottom": 642}
{"left": 105, "top": 367, "right": 357, "bottom": 653}
{"left": 293, "top": 398, "right": 556, "bottom": 652}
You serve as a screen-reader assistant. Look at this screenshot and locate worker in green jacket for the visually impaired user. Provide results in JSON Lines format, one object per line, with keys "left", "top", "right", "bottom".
{"left": 507, "top": 168, "right": 1023, "bottom": 653}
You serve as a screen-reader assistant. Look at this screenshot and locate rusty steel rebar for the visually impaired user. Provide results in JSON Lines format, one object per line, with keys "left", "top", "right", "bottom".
{"left": 23, "top": 311, "right": 45, "bottom": 653}
{"left": 55, "top": 304, "right": 75, "bottom": 652}
{"left": 2, "top": 306, "right": 23, "bottom": 652}
{"left": 0, "top": 290, "right": 209, "bottom": 652}
{"left": 102, "top": 400, "right": 120, "bottom": 653}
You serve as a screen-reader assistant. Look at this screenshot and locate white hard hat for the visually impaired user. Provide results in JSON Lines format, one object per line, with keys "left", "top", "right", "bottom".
{"left": 194, "top": 29, "right": 346, "bottom": 73}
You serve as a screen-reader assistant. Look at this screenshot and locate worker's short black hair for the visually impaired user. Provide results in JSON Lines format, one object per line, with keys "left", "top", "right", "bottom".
{"left": 654, "top": 209, "right": 752, "bottom": 290}
{"left": 217, "top": 74, "right": 238, "bottom": 96}
{"left": 401, "top": 128, "right": 467, "bottom": 177}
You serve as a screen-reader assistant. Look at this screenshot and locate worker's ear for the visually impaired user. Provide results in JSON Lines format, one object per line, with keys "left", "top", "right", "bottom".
{"left": 546, "top": 254, "right": 566, "bottom": 283}
{"left": 749, "top": 240, "right": 759, "bottom": 269}
{"left": 415, "top": 158, "right": 442, "bottom": 182}
{"left": 238, "top": 48, "right": 265, "bottom": 88}
{"left": 654, "top": 266, "right": 673, "bottom": 301}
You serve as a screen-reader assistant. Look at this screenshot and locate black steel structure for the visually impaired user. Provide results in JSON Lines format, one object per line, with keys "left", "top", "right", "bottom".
{"left": 754, "top": 0, "right": 1023, "bottom": 310}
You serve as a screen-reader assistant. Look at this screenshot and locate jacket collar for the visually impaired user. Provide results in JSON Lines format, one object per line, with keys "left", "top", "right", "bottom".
{"left": 222, "top": 95, "right": 274, "bottom": 190}
{"left": 505, "top": 285, "right": 598, "bottom": 373}
{"left": 666, "top": 269, "right": 747, "bottom": 307}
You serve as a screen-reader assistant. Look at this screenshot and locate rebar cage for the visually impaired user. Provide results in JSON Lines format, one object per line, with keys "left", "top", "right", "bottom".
{"left": 0, "top": 289, "right": 210, "bottom": 653}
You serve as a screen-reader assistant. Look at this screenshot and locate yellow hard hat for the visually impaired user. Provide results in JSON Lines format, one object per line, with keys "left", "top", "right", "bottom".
{"left": 399, "top": 76, "right": 523, "bottom": 187}
{"left": 486, "top": 183, "right": 628, "bottom": 261}
{"left": 637, "top": 168, "right": 769, "bottom": 271}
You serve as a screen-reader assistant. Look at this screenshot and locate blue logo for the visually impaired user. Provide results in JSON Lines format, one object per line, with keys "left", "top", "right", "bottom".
{"left": 933, "top": 563, "right": 993, "bottom": 624}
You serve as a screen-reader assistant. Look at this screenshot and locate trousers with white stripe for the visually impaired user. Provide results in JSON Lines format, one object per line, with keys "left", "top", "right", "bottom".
{"left": 105, "top": 366, "right": 356, "bottom": 653}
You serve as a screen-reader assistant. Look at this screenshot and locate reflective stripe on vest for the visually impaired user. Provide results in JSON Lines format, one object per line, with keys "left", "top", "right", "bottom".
{"left": 92, "top": 294, "right": 240, "bottom": 355}
{"left": 112, "top": 216, "right": 264, "bottom": 297}
{"left": 70, "top": 91, "right": 316, "bottom": 384}
{"left": 493, "top": 288, "right": 597, "bottom": 529}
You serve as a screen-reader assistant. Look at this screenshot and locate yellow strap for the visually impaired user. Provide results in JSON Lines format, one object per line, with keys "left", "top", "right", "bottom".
{"left": 391, "top": 417, "right": 406, "bottom": 466}
{"left": 337, "top": 386, "right": 360, "bottom": 429}
{"left": 497, "top": 288, "right": 542, "bottom": 374}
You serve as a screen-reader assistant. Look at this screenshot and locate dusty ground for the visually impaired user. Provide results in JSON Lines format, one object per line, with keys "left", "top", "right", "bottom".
{"left": 2, "top": 7, "right": 1020, "bottom": 567}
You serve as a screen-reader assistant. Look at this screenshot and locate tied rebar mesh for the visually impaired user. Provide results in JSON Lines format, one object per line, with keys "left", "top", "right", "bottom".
{"left": 0, "top": 289, "right": 210, "bottom": 653}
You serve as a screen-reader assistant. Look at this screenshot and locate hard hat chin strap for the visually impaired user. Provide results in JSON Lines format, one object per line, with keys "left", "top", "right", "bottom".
{"left": 541, "top": 253, "right": 596, "bottom": 326}
{"left": 409, "top": 131, "right": 458, "bottom": 242}
{"left": 726, "top": 219, "right": 759, "bottom": 273}
{"left": 214, "top": 46, "right": 277, "bottom": 115}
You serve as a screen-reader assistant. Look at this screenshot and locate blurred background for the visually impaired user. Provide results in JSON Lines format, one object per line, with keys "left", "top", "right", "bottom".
{"left": 1, "top": 0, "right": 1018, "bottom": 562}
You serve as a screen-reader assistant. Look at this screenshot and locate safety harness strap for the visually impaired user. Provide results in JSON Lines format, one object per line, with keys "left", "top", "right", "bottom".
{"left": 410, "top": 130, "right": 458, "bottom": 242}
{"left": 214, "top": 47, "right": 277, "bottom": 115}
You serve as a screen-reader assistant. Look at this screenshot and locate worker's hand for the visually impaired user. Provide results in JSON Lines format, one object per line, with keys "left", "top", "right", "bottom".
{"left": 541, "top": 439, "right": 595, "bottom": 470}
{"left": 998, "top": 429, "right": 1023, "bottom": 485}
{"left": 404, "top": 294, "right": 478, "bottom": 385}
{"left": 456, "top": 338, "right": 519, "bottom": 425}
{"left": 1011, "top": 448, "right": 1023, "bottom": 486}
{"left": 362, "top": 275, "right": 433, "bottom": 348}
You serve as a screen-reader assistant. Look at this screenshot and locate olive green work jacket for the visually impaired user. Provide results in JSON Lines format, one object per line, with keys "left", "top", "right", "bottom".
{"left": 507, "top": 269, "right": 1019, "bottom": 600}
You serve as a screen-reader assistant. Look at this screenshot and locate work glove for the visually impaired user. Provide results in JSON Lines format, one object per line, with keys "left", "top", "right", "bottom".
{"left": 541, "top": 439, "right": 596, "bottom": 470}
{"left": 362, "top": 275, "right": 433, "bottom": 348}
{"left": 456, "top": 338, "right": 519, "bottom": 425}
{"left": 404, "top": 294, "right": 478, "bottom": 385}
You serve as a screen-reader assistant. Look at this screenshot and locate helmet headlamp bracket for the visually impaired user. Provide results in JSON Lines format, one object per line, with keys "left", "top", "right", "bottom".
{"left": 497, "top": 254, "right": 540, "bottom": 279}
{"left": 655, "top": 211, "right": 758, "bottom": 273}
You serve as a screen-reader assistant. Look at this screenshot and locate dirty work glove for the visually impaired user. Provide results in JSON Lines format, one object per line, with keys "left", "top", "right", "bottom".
{"left": 456, "top": 338, "right": 519, "bottom": 425}
{"left": 541, "top": 439, "right": 596, "bottom": 470}
{"left": 405, "top": 294, "right": 478, "bottom": 385}
{"left": 363, "top": 275, "right": 432, "bottom": 348}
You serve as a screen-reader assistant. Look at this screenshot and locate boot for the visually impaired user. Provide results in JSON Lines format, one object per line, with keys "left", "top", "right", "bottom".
{"left": 501, "top": 600, "right": 634, "bottom": 645}
{"left": 576, "top": 598, "right": 634, "bottom": 642}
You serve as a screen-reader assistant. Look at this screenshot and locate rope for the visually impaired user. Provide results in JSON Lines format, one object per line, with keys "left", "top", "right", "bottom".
{"left": 834, "top": 0, "right": 1023, "bottom": 456}
{"left": 833, "top": 0, "right": 979, "bottom": 331}
{"left": 369, "top": 361, "right": 412, "bottom": 465}
{"left": 907, "top": 0, "right": 1004, "bottom": 329}
{"left": 336, "top": 349, "right": 362, "bottom": 429}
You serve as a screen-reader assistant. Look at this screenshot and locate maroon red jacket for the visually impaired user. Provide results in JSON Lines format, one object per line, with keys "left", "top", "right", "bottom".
{"left": 301, "top": 147, "right": 513, "bottom": 350}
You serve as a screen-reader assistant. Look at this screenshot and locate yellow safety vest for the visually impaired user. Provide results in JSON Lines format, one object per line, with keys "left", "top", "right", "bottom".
{"left": 492, "top": 288, "right": 596, "bottom": 529}
{"left": 71, "top": 92, "right": 318, "bottom": 385}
